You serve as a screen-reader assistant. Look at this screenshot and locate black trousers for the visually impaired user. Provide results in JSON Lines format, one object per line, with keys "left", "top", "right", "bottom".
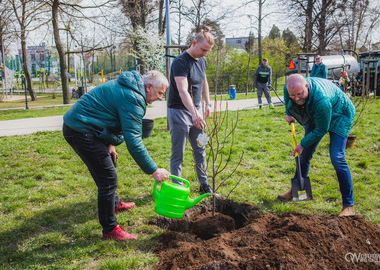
{"left": 63, "top": 123, "right": 120, "bottom": 234}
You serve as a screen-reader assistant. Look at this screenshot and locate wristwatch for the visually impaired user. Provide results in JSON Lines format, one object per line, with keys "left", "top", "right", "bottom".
{"left": 206, "top": 103, "right": 212, "bottom": 107}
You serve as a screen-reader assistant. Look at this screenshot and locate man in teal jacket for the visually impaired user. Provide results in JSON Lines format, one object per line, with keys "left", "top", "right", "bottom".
{"left": 63, "top": 70, "right": 170, "bottom": 240}
{"left": 310, "top": 55, "right": 328, "bottom": 79}
{"left": 277, "top": 74, "right": 355, "bottom": 216}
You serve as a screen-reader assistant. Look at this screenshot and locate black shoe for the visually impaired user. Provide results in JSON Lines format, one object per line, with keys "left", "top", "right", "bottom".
{"left": 200, "top": 184, "right": 213, "bottom": 194}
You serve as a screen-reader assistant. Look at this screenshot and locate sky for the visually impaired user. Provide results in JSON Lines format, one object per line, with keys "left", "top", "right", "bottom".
{"left": 6, "top": 0, "right": 380, "bottom": 56}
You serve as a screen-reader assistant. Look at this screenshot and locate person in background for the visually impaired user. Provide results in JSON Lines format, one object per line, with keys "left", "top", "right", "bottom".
{"left": 277, "top": 74, "right": 355, "bottom": 217}
{"left": 310, "top": 55, "right": 328, "bottom": 79}
{"left": 167, "top": 27, "right": 214, "bottom": 194}
{"left": 254, "top": 58, "right": 274, "bottom": 109}
{"left": 63, "top": 70, "right": 170, "bottom": 241}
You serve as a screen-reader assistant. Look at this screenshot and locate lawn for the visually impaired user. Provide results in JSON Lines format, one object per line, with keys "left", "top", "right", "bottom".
{"left": 0, "top": 99, "right": 379, "bottom": 269}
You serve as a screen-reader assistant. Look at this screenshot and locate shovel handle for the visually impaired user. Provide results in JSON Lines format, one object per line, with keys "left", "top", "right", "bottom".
{"left": 290, "top": 122, "right": 299, "bottom": 157}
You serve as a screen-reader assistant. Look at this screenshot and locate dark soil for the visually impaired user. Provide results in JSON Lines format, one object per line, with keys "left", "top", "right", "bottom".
{"left": 152, "top": 198, "right": 380, "bottom": 270}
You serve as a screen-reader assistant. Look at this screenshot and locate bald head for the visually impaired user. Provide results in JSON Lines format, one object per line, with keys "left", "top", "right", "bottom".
{"left": 287, "top": 74, "right": 307, "bottom": 89}
{"left": 286, "top": 74, "right": 309, "bottom": 105}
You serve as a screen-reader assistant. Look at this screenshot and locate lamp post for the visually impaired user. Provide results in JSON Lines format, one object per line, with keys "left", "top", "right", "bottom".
{"left": 22, "top": 75, "right": 29, "bottom": 109}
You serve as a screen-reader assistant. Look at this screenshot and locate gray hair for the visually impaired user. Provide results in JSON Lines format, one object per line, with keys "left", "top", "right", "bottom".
{"left": 142, "top": 70, "right": 169, "bottom": 89}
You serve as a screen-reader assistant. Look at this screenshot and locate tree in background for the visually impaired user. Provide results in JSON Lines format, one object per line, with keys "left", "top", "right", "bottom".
{"left": 268, "top": 24, "right": 281, "bottom": 40}
{"left": 336, "top": 0, "right": 379, "bottom": 51}
{"left": 282, "top": 28, "right": 302, "bottom": 64}
{"left": 127, "top": 27, "right": 166, "bottom": 73}
{"left": 9, "top": 0, "right": 50, "bottom": 101}
{"left": 119, "top": 0, "right": 156, "bottom": 74}
{"left": 313, "top": 0, "right": 343, "bottom": 54}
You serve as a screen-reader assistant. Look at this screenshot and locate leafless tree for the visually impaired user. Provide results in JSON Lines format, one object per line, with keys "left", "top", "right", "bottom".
{"left": 285, "top": 0, "right": 316, "bottom": 52}
{"left": 46, "top": 0, "right": 116, "bottom": 104}
{"left": 0, "top": 0, "right": 14, "bottom": 69}
{"left": 243, "top": 0, "right": 277, "bottom": 62}
{"left": 9, "top": 0, "right": 50, "bottom": 101}
{"left": 336, "top": 0, "right": 380, "bottom": 51}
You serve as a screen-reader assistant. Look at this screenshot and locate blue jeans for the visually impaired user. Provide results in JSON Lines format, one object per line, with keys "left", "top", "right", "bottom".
{"left": 63, "top": 123, "right": 120, "bottom": 234}
{"left": 296, "top": 122, "right": 354, "bottom": 207}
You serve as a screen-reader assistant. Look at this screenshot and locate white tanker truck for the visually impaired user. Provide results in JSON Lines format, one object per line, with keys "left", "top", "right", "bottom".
{"left": 286, "top": 51, "right": 380, "bottom": 96}
{"left": 285, "top": 53, "right": 360, "bottom": 79}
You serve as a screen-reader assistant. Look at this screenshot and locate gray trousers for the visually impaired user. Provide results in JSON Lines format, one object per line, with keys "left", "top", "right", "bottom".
{"left": 256, "top": 82, "right": 272, "bottom": 105}
{"left": 168, "top": 108, "right": 208, "bottom": 186}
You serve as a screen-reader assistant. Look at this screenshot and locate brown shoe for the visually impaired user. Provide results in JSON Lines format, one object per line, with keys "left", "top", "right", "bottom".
{"left": 277, "top": 190, "right": 292, "bottom": 201}
{"left": 339, "top": 206, "right": 355, "bottom": 216}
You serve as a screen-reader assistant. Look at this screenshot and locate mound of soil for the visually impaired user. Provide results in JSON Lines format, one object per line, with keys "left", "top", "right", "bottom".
{"left": 153, "top": 198, "right": 380, "bottom": 269}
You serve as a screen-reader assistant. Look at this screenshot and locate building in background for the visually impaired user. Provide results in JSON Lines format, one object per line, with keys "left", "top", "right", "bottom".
{"left": 225, "top": 37, "right": 250, "bottom": 50}
{"left": 17, "top": 43, "right": 55, "bottom": 76}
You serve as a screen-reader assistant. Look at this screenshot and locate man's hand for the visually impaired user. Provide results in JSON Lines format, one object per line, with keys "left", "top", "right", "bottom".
{"left": 285, "top": 115, "right": 296, "bottom": 125}
{"left": 108, "top": 145, "right": 118, "bottom": 164}
{"left": 204, "top": 105, "right": 211, "bottom": 120}
{"left": 192, "top": 111, "right": 207, "bottom": 130}
{"left": 293, "top": 144, "right": 304, "bottom": 156}
{"left": 152, "top": 168, "right": 170, "bottom": 182}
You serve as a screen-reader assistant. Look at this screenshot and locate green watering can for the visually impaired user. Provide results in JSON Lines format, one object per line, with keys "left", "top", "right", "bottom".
{"left": 153, "top": 175, "right": 210, "bottom": 219}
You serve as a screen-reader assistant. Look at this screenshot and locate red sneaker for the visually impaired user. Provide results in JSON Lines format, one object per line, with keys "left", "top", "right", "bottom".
{"left": 115, "top": 201, "right": 135, "bottom": 213}
{"left": 102, "top": 225, "right": 137, "bottom": 241}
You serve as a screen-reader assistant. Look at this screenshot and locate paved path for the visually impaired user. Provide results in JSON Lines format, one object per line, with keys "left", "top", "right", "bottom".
{"left": 0, "top": 97, "right": 283, "bottom": 137}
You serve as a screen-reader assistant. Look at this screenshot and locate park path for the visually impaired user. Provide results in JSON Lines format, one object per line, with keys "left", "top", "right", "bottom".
{"left": 0, "top": 97, "right": 283, "bottom": 137}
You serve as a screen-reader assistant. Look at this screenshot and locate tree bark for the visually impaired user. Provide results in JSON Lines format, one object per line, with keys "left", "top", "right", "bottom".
{"left": 304, "top": 0, "right": 313, "bottom": 52}
{"left": 52, "top": 0, "right": 70, "bottom": 104}
{"left": 20, "top": 26, "right": 37, "bottom": 101}
{"left": 317, "top": 0, "right": 327, "bottom": 54}
{"left": 258, "top": 0, "right": 263, "bottom": 63}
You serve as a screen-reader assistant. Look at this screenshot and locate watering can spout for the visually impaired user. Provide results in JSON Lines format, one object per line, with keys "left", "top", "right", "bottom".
{"left": 186, "top": 193, "right": 209, "bottom": 209}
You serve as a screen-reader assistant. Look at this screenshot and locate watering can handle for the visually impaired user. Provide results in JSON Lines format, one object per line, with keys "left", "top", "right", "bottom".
{"left": 169, "top": 175, "right": 190, "bottom": 188}
{"left": 290, "top": 122, "right": 299, "bottom": 157}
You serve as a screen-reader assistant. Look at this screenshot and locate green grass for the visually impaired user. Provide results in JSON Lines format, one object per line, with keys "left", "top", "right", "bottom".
{"left": 0, "top": 100, "right": 379, "bottom": 269}
{"left": 0, "top": 94, "right": 75, "bottom": 120}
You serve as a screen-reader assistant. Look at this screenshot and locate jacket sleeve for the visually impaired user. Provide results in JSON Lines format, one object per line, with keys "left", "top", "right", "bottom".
{"left": 322, "top": 65, "right": 328, "bottom": 79}
{"left": 268, "top": 67, "right": 272, "bottom": 87}
{"left": 254, "top": 68, "right": 258, "bottom": 86}
{"left": 117, "top": 95, "right": 158, "bottom": 175}
{"left": 310, "top": 64, "right": 316, "bottom": 77}
{"left": 284, "top": 84, "right": 290, "bottom": 115}
{"left": 300, "top": 100, "right": 331, "bottom": 148}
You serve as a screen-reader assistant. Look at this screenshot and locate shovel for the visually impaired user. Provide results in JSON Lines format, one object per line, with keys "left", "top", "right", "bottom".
{"left": 290, "top": 122, "right": 313, "bottom": 201}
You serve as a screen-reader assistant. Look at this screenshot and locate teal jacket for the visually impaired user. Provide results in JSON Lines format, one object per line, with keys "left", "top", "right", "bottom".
{"left": 284, "top": 77, "right": 355, "bottom": 148}
{"left": 310, "top": 62, "right": 328, "bottom": 79}
{"left": 63, "top": 71, "right": 158, "bottom": 174}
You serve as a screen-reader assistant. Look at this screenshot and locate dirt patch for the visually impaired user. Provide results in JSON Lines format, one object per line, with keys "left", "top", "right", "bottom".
{"left": 152, "top": 198, "right": 380, "bottom": 270}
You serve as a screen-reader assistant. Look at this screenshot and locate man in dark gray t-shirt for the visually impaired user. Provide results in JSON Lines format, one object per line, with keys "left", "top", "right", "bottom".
{"left": 167, "top": 28, "right": 214, "bottom": 194}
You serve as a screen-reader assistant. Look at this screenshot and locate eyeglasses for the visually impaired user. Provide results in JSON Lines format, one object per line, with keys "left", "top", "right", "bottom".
{"left": 289, "top": 89, "right": 305, "bottom": 99}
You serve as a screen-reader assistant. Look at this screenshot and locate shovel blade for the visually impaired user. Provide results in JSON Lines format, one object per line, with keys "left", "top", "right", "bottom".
{"left": 291, "top": 176, "right": 313, "bottom": 201}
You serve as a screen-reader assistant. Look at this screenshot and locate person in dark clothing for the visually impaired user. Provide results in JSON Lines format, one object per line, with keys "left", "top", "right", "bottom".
{"left": 63, "top": 70, "right": 170, "bottom": 241}
{"left": 254, "top": 58, "right": 274, "bottom": 109}
{"left": 167, "top": 27, "right": 214, "bottom": 194}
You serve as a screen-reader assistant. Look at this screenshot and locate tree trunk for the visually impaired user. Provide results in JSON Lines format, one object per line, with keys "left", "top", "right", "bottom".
{"left": 52, "top": 0, "right": 70, "bottom": 104}
{"left": 258, "top": 0, "right": 262, "bottom": 63}
{"left": 158, "top": 0, "right": 165, "bottom": 36}
{"left": 317, "top": 0, "right": 327, "bottom": 54}
{"left": 20, "top": 27, "right": 37, "bottom": 101}
{"left": 304, "top": 0, "right": 313, "bottom": 52}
